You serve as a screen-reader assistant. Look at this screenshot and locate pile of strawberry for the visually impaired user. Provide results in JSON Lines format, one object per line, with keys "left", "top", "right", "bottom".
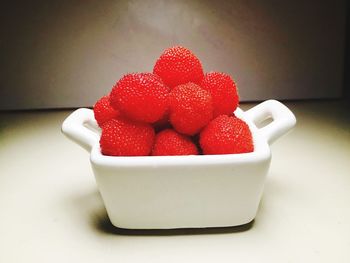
{"left": 93, "top": 46, "right": 254, "bottom": 156}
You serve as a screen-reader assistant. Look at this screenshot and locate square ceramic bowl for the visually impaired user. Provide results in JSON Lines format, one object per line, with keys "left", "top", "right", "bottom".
{"left": 62, "top": 100, "right": 296, "bottom": 229}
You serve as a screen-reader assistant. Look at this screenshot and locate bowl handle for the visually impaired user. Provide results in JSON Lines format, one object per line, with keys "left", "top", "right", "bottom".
{"left": 61, "top": 108, "right": 100, "bottom": 152}
{"left": 245, "top": 100, "right": 296, "bottom": 145}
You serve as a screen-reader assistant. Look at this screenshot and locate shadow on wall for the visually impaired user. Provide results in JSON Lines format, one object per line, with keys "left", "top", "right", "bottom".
{"left": 0, "top": 0, "right": 347, "bottom": 110}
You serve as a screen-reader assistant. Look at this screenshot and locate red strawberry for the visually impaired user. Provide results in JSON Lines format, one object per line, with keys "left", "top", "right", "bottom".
{"left": 100, "top": 117, "right": 155, "bottom": 156}
{"left": 110, "top": 73, "right": 170, "bottom": 123}
{"left": 153, "top": 46, "right": 204, "bottom": 89}
{"left": 200, "top": 115, "right": 254, "bottom": 154}
{"left": 200, "top": 72, "right": 239, "bottom": 117}
{"left": 93, "top": 95, "right": 119, "bottom": 127}
{"left": 169, "top": 82, "right": 213, "bottom": 135}
{"left": 152, "top": 129, "right": 198, "bottom": 156}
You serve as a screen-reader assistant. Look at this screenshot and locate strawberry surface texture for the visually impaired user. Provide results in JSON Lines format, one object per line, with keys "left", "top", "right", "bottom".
{"left": 110, "top": 73, "right": 169, "bottom": 123}
{"left": 201, "top": 72, "right": 239, "bottom": 117}
{"left": 152, "top": 129, "right": 198, "bottom": 156}
{"left": 93, "top": 95, "right": 119, "bottom": 127}
{"left": 200, "top": 115, "right": 254, "bottom": 154}
{"left": 153, "top": 46, "right": 204, "bottom": 89}
{"left": 169, "top": 82, "right": 213, "bottom": 136}
{"left": 100, "top": 117, "right": 155, "bottom": 156}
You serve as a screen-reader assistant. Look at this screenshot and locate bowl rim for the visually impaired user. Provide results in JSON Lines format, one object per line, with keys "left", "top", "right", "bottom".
{"left": 62, "top": 99, "right": 296, "bottom": 167}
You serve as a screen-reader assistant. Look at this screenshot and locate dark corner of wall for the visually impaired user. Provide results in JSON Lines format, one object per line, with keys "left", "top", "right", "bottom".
{"left": 344, "top": 1, "right": 350, "bottom": 102}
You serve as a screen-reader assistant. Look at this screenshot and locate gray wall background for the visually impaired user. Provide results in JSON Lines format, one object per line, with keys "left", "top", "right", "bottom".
{"left": 0, "top": 0, "right": 347, "bottom": 110}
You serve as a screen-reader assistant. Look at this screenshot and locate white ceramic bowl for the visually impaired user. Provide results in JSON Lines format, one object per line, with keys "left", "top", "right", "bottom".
{"left": 62, "top": 100, "right": 296, "bottom": 229}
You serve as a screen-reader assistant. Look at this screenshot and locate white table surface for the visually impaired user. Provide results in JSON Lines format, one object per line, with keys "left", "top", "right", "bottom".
{"left": 0, "top": 101, "right": 349, "bottom": 263}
